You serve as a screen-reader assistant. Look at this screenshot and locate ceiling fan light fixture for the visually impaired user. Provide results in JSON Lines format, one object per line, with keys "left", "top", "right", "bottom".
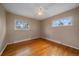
{"left": 37, "top": 7, "right": 44, "bottom": 16}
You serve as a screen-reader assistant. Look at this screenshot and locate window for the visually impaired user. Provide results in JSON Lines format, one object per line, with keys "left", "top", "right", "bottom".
{"left": 52, "top": 17, "right": 72, "bottom": 27}
{"left": 15, "top": 20, "right": 29, "bottom": 30}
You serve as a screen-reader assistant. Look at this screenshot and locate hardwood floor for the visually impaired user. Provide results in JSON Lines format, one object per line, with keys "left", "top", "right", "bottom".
{"left": 1, "top": 38, "right": 79, "bottom": 56}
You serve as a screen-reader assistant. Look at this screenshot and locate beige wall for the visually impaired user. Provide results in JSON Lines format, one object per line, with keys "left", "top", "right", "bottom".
{"left": 41, "top": 7, "right": 79, "bottom": 49}
{"left": 6, "top": 12, "right": 40, "bottom": 44}
{"left": 0, "top": 5, "right": 6, "bottom": 54}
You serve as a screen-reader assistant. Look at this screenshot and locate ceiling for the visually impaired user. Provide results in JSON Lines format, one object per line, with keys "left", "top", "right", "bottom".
{"left": 2, "top": 3, "right": 79, "bottom": 20}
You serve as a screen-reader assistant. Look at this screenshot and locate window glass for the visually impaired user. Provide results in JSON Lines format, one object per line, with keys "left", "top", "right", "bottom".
{"left": 15, "top": 20, "right": 29, "bottom": 30}
{"left": 52, "top": 17, "right": 72, "bottom": 27}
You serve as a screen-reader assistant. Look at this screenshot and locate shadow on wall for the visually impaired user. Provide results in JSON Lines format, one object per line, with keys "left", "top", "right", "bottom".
{"left": 0, "top": 4, "right": 6, "bottom": 55}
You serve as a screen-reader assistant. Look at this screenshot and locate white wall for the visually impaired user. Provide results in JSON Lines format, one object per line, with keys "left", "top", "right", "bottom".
{"left": 6, "top": 12, "right": 40, "bottom": 44}
{"left": 0, "top": 5, "right": 6, "bottom": 54}
{"left": 41, "top": 7, "right": 79, "bottom": 49}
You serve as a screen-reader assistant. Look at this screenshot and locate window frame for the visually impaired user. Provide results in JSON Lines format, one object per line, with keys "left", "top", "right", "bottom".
{"left": 15, "top": 19, "right": 29, "bottom": 30}
{"left": 52, "top": 17, "right": 73, "bottom": 27}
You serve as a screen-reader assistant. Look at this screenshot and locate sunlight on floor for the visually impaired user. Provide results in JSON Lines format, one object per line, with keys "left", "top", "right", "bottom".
{"left": 15, "top": 48, "right": 31, "bottom": 56}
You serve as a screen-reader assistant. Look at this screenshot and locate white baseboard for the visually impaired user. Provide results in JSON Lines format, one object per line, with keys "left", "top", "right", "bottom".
{"left": 7, "top": 37, "right": 40, "bottom": 45}
{"left": 0, "top": 44, "right": 7, "bottom": 56}
{"left": 42, "top": 37, "right": 79, "bottom": 50}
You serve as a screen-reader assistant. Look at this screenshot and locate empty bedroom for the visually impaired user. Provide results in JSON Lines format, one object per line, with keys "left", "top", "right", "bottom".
{"left": 0, "top": 3, "right": 79, "bottom": 56}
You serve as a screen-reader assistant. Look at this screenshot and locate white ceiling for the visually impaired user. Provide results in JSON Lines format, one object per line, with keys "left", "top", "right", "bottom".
{"left": 2, "top": 3, "right": 79, "bottom": 20}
